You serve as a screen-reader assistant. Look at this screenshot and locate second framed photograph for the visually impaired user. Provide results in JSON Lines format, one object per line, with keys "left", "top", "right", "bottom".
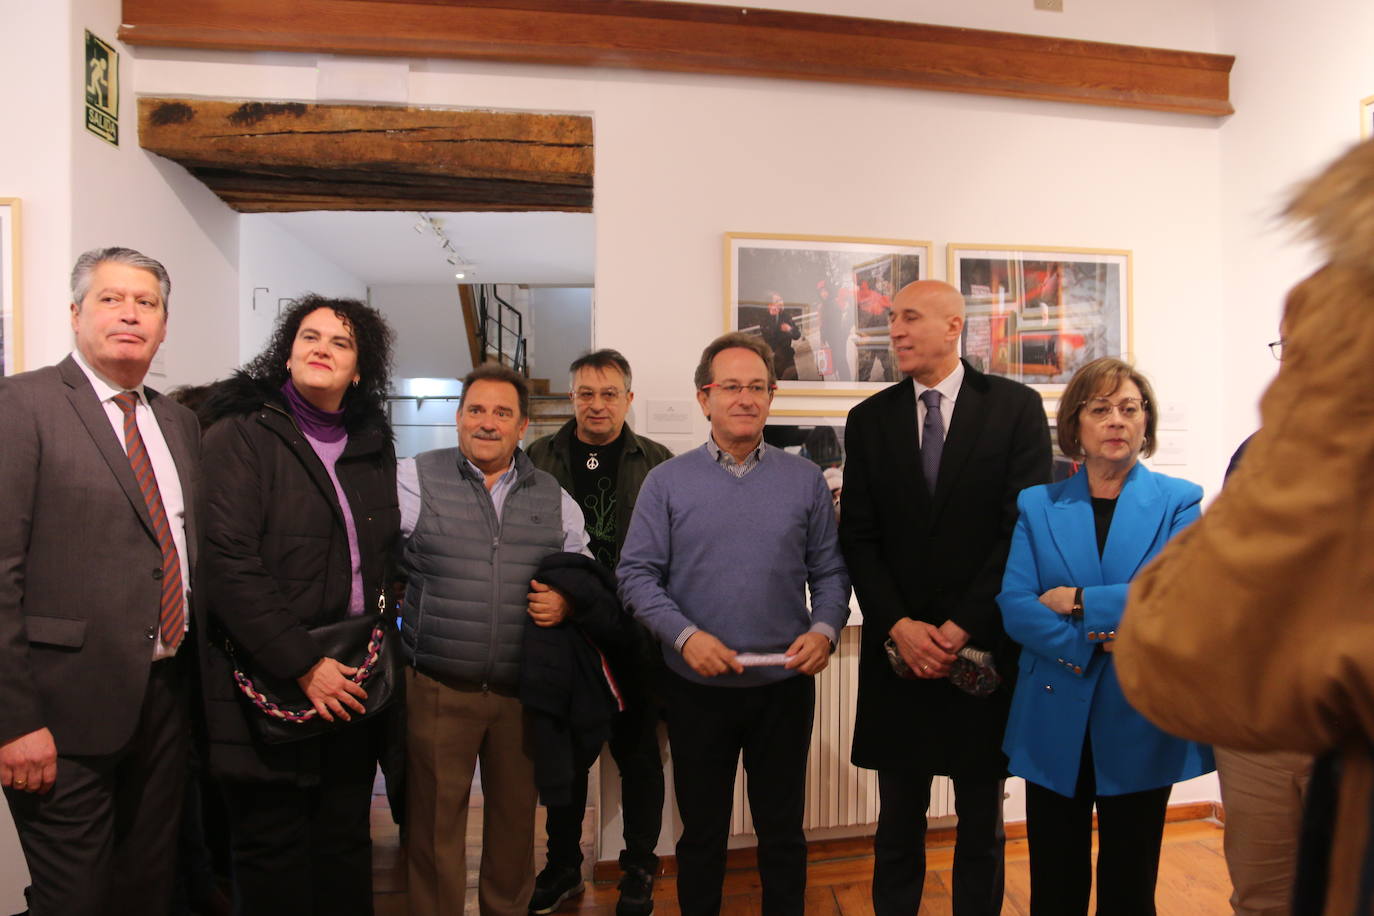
{"left": 949, "top": 244, "right": 1131, "bottom": 394}
{"left": 725, "top": 233, "right": 931, "bottom": 396}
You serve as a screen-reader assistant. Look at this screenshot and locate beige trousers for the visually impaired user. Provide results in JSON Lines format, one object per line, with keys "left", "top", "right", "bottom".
{"left": 1214, "top": 745, "right": 1313, "bottom": 916}
{"left": 406, "top": 668, "right": 538, "bottom": 916}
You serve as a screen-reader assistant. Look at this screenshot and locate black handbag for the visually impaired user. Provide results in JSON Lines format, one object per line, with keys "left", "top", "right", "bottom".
{"left": 228, "top": 592, "right": 402, "bottom": 745}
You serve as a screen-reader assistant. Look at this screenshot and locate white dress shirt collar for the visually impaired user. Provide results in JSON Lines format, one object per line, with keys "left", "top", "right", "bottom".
{"left": 71, "top": 348, "right": 148, "bottom": 404}
{"left": 912, "top": 359, "right": 965, "bottom": 407}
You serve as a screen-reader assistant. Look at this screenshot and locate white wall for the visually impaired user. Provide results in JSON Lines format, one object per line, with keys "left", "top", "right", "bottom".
{"left": 0, "top": 1, "right": 73, "bottom": 376}
{"left": 526, "top": 286, "right": 593, "bottom": 388}
{"left": 3, "top": 0, "right": 242, "bottom": 387}
{"left": 238, "top": 214, "right": 368, "bottom": 362}
{"left": 65, "top": 0, "right": 241, "bottom": 389}
{"left": 1214, "top": 0, "right": 1374, "bottom": 454}
{"left": 368, "top": 283, "right": 473, "bottom": 380}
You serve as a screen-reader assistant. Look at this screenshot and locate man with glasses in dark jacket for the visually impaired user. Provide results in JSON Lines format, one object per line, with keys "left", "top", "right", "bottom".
{"left": 525, "top": 349, "right": 673, "bottom": 915}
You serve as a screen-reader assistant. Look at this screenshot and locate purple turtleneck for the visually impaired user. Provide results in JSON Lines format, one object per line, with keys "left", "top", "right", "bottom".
{"left": 282, "top": 378, "right": 347, "bottom": 442}
{"left": 282, "top": 380, "right": 364, "bottom": 615}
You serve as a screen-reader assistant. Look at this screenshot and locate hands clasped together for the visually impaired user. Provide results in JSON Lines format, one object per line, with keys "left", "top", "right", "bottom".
{"left": 888, "top": 617, "right": 970, "bottom": 678}
{"left": 682, "top": 630, "right": 832, "bottom": 678}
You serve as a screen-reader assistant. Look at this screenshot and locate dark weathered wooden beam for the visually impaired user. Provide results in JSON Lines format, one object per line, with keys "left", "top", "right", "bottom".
{"left": 137, "top": 97, "right": 593, "bottom": 213}
{"left": 120, "top": 0, "right": 1233, "bottom": 116}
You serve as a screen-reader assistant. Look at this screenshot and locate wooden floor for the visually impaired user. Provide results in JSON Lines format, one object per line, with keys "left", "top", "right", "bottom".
{"left": 370, "top": 773, "right": 1233, "bottom": 915}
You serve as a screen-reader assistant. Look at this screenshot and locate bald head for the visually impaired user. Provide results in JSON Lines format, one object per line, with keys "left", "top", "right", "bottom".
{"left": 888, "top": 280, "right": 965, "bottom": 385}
{"left": 893, "top": 280, "right": 965, "bottom": 321}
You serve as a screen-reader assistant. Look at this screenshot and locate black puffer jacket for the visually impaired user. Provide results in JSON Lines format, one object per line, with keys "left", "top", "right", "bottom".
{"left": 196, "top": 373, "right": 401, "bottom": 785}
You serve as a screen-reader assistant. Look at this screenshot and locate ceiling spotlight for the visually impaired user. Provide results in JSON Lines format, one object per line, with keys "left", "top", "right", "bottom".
{"left": 454, "top": 271, "right": 467, "bottom": 280}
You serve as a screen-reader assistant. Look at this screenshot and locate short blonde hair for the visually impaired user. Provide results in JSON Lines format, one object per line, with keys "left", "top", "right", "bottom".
{"left": 1056, "top": 357, "right": 1158, "bottom": 459}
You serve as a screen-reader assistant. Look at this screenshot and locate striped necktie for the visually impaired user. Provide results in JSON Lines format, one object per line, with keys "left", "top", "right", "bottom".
{"left": 113, "top": 392, "right": 185, "bottom": 650}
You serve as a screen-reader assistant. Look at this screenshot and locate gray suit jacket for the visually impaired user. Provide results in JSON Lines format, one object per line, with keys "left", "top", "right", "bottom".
{"left": 0, "top": 355, "right": 201, "bottom": 755}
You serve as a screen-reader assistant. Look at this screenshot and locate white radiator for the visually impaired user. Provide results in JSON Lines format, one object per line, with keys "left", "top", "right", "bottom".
{"left": 728, "top": 626, "right": 956, "bottom": 836}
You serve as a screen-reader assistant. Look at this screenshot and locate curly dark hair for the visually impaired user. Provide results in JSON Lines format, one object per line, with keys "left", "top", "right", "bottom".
{"left": 242, "top": 294, "right": 395, "bottom": 428}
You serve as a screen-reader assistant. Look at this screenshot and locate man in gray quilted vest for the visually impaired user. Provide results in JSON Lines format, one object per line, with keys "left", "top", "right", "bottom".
{"left": 397, "top": 362, "right": 591, "bottom": 916}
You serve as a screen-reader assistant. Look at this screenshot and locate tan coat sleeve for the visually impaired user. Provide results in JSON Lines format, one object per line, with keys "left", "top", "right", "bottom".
{"left": 1115, "top": 265, "right": 1374, "bottom": 754}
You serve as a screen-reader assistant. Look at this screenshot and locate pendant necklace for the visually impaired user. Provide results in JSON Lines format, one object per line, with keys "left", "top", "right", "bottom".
{"left": 585, "top": 452, "right": 599, "bottom": 470}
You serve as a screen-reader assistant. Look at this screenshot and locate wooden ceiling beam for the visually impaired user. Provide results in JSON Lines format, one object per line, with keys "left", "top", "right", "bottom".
{"left": 119, "top": 0, "right": 1233, "bottom": 117}
{"left": 137, "top": 97, "right": 593, "bottom": 213}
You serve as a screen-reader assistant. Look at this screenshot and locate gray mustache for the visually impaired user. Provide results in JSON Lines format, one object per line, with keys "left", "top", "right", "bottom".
{"left": 472, "top": 430, "right": 503, "bottom": 441}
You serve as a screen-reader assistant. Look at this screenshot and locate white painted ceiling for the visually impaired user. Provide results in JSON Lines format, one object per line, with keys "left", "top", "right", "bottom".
{"left": 257, "top": 210, "right": 595, "bottom": 286}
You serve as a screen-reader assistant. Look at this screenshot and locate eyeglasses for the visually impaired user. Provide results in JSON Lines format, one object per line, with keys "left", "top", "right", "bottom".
{"left": 1079, "top": 397, "right": 1147, "bottom": 421}
{"left": 700, "top": 382, "right": 775, "bottom": 398}
{"left": 574, "top": 388, "right": 624, "bottom": 404}
{"left": 1268, "top": 339, "right": 1285, "bottom": 360}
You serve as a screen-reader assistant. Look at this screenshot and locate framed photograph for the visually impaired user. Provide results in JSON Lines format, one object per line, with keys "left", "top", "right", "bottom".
{"left": 725, "top": 233, "right": 931, "bottom": 396}
{"left": 1361, "top": 94, "right": 1374, "bottom": 139}
{"left": 764, "top": 411, "right": 848, "bottom": 518}
{"left": 0, "top": 199, "right": 21, "bottom": 377}
{"left": 949, "top": 244, "right": 1131, "bottom": 394}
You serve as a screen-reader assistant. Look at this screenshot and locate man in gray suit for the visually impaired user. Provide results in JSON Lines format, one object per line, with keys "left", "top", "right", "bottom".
{"left": 0, "top": 248, "right": 201, "bottom": 915}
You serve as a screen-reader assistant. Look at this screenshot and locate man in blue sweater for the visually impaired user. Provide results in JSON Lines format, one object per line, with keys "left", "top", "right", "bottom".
{"left": 618, "top": 332, "right": 851, "bottom": 915}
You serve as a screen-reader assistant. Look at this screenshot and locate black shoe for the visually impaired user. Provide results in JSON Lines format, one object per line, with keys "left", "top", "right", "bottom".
{"left": 529, "top": 864, "right": 585, "bottom": 914}
{"left": 615, "top": 866, "right": 655, "bottom": 916}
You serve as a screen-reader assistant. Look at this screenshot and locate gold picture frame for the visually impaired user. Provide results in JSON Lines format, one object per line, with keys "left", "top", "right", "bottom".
{"left": 0, "top": 198, "right": 22, "bottom": 376}
{"left": 724, "top": 232, "right": 931, "bottom": 397}
{"left": 947, "top": 243, "right": 1133, "bottom": 397}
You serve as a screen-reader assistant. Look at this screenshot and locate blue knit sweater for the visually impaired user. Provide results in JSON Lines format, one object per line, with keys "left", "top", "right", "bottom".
{"left": 617, "top": 444, "right": 851, "bottom": 686}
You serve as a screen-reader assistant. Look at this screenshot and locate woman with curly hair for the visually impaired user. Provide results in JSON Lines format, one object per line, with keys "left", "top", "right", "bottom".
{"left": 197, "top": 295, "right": 400, "bottom": 915}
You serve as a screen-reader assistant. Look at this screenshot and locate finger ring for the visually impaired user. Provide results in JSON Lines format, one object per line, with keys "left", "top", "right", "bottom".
{"left": 920, "top": 664, "right": 930, "bottom": 671}
{"left": 13, "top": 779, "right": 25, "bottom": 786}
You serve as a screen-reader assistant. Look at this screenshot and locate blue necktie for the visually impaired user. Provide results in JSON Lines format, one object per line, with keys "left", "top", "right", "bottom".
{"left": 920, "top": 389, "right": 943, "bottom": 494}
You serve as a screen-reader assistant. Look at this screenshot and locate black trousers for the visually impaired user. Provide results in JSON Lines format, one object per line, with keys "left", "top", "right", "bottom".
{"left": 5, "top": 657, "right": 189, "bottom": 916}
{"left": 872, "top": 769, "right": 1006, "bottom": 916}
{"left": 221, "top": 724, "right": 377, "bottom": 916}
{"left": 664, "top": 672, "right": 814, "bottom": 916}
{"left": 1023, "top": 740, "right": 1171, "bottom": 916}
{"left": 543, "top": 695, "right": 665, "bottom": 873}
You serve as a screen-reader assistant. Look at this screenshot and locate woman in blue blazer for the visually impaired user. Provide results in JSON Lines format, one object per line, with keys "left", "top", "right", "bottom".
{"left": 997, "top": 358, "right": 1213, "bottom": 916}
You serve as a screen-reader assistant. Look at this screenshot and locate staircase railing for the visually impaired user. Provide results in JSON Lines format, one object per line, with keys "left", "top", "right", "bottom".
{"left": 475, "top": 285, "right": 528, "bottom": 375}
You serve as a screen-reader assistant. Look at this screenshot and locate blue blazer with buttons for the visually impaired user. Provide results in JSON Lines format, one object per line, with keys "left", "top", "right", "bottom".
{"left": 997, "top": 462, "right": 1214, "bottom": 798}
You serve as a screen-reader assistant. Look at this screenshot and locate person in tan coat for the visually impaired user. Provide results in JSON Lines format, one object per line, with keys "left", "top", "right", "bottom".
{"left": 1115, "top": 137, "right": 1374, "bottom": 914}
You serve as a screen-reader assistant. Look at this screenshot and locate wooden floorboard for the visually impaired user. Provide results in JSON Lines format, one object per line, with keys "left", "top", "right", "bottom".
{"left": 371, "top": 770, "right": 1233, "bottom": 914}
